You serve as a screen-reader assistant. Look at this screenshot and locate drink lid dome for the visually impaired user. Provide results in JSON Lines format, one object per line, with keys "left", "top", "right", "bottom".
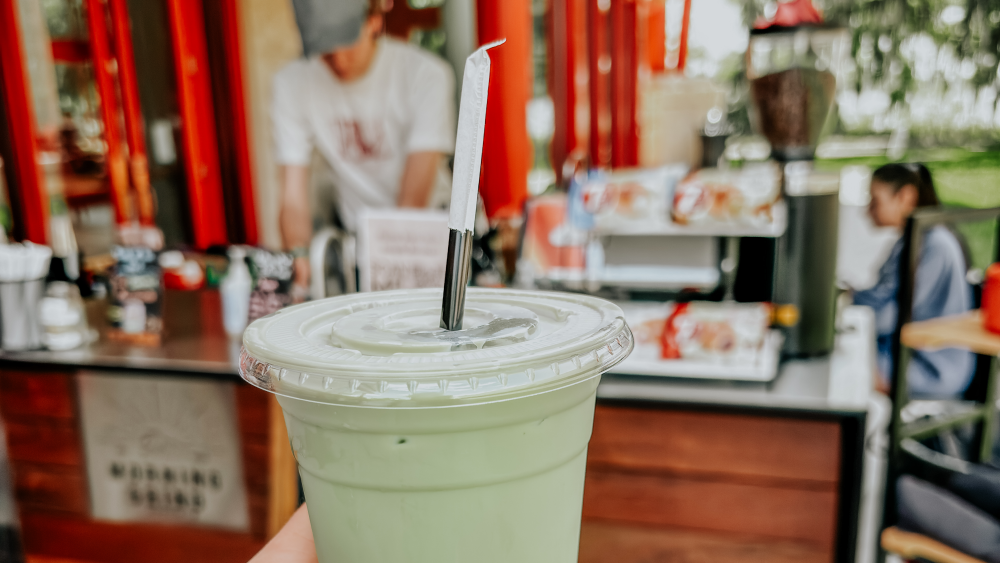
{"left": 240, "top": 288, "right": 633, "bottom": 407}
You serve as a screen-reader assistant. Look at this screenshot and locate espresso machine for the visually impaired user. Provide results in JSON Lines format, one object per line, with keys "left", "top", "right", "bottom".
{"left": 736, "top": 24, "right": 850, "bottom": 357}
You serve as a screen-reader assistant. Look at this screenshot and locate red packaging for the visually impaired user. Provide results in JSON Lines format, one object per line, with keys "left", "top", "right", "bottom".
{"left": 660, "top": 303, "right": 688, "bottom": 359}
{"left": 754, "top": 0, "right": 824, "bottom": 29}
{"left": 659, "top": 302, "right": 771, "bottom": 361}
{"left": 983, "top": 263, "right": 1000, "bottom": 334}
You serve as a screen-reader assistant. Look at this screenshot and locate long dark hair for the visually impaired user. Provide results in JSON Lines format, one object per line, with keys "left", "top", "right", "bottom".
{"left": 871, "top": 163, "right": 940, "bottom": 208}
{"left": 875, "top": 163, "right": 974, "bottom": 274}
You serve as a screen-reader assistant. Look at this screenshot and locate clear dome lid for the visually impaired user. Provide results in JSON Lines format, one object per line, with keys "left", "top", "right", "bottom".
{"left": 239, "top": 288, "right": 633, "bottom": 407}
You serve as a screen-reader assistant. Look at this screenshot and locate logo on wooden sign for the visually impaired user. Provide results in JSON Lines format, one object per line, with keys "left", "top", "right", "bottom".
{"left": 76, "top": 372, "right": 249, "bottom": 530}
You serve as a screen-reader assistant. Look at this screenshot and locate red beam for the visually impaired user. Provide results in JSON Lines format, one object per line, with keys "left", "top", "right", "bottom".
{"left": 569, "top": 0, "right": 591, "bottom": 157}
{"left": 166, "top": 0, "right": 229, "bottom": 249}
{"left": 219, "top": 0, "right": 258, "bottom": 245}
{"left": 108, "top": 0, "right": 156, "bottom": 226}
{"left": 0, "top": 1, "right": 49, "bottom": 243}
{"left": 85, "top": 0, "right": 132, "bottom": 225}
{"left": 677, "top": 0, "right": 691, "bottom": 72}
{"left": 383, "top": 3, "right": 441, "bottom": 39}
{"left": 664, "top": 0, "right": 691, "bottom": 73}
{"left": 50, "top": 40, "right": 91, "bottom": 64}
{"left": 610, "top": 0, "right": 638, "bottom": 168}
{"left": 476, "top": 0, "right": 532, "bottom": 221}
{"left": 550, "top": 0, "right": 570, "bottom": 185}
{"left": 647, "top": 0, "right": 666, "bottom": 72}
{"left": 587, "top": 0, "right": 612, "bottom": 169}
{"left": 549, "top": 0, "right": 591, "bottom": 185}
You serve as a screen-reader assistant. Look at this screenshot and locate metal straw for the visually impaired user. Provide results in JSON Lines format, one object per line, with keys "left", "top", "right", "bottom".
{"left": 440, "top": 230, "right": 473, "bottom": 330}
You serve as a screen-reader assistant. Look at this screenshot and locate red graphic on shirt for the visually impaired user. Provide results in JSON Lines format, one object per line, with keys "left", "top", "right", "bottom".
{"left": 336, "top": 119, "right": 389, "bottom": 160}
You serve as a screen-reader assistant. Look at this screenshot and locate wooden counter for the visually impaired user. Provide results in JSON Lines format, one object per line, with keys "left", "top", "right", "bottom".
{"left": 579, "top": 405, "right": 842, "bottom": 563}
{"left": 0, "top": 291, "right": 297, "bottom": 563}
{"left": 580, "top": 306, "right": 876, "bottom": 563}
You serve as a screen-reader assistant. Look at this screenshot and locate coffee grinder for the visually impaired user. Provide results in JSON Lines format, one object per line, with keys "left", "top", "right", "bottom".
{"left": 739, "top": 24, "right": 850, "bottom": 356}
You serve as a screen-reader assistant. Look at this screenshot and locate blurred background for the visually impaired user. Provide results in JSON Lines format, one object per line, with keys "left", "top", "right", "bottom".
{"left": 5, "top": 0, "right": 1000, "bottom": 253}
{"left": 0, "top": 1, "right": 1000, "bottom": 563}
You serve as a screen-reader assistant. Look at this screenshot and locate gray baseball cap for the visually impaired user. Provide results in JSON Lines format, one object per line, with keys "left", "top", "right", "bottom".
{"left": 292, "top": 0, "right": 369, "bottom": 57}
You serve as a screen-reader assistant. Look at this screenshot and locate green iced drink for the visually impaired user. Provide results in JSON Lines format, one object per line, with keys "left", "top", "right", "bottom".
{"left": 240, "top": 288, "right": 632, "bottom": 562}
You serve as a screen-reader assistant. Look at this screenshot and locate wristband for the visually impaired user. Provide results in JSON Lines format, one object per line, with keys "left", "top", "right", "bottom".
{"left": 289, "top": 246, "right": 309, "bottom": 259}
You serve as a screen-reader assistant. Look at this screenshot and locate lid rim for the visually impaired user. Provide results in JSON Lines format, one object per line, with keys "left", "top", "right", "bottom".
{"left": 239, "top": 288, "right": 633, "bottom": 406}
{"left": 242, "top": 322, "right": 626, "bottom": 375}
{"left": 238, "top": 327, "right": 633, "bottom": 407}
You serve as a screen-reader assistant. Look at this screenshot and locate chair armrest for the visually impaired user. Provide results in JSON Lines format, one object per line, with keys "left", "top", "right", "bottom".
{"left": 881, "top": 526, "right": 987, "bottom": 563}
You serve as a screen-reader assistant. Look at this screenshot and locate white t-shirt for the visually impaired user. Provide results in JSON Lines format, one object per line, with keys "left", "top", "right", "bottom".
{"left": 272, "top": 38, "right": 456, "bottom": 232}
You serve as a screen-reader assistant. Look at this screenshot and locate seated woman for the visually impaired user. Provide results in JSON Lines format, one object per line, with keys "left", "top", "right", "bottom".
{"left": 854, "top": 163, "right": 975, "bottom": 398}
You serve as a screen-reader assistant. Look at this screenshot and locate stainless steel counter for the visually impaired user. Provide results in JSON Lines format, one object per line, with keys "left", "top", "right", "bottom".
{"left": 0, "top": 333, "right": 239, "bottom": 375}
{"left": 599, "top": 306, "right": 876, "bottom": 414}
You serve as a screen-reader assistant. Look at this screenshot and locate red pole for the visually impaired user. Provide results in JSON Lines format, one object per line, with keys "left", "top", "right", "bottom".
{"left": 647, "top": 0, "right": 666, "bottom": 72}
{"left": 569, "top": 0, "right": 591, "bottom": 156}
{"left": 610, "top": 0, "right": 638, "bottom": 168}
{"left": 587, "top": 0, "right": 612, "bottom": 169}
{"left": 476, "top": 0, "right": 532, "bottom": 222}
{"left": 107, "top": 0, "right": 156, "bottom": 227}
{"left": 166, "top": 0, "right": 229, "bottom": 249}
{"left": 50, "top": 40, "right": 92, "bottom": 64}
{"left": 85, "top": 0, "right": 133, "bottom": 226}
{"left": 219, "top": 0, "right": 258, "bottom": 245}
{"left": 677, "top": 0, "right": 692, "bottom": 72}
{"left": 549, "top": 0, "right": 591, "bottom": 184}
{"left": 0, "top": 0, "right": 49, "bottom": 243}
{"left": 664, "top": 0, "right": 691, "bottom": 73}
{"left": 550, "top": 0, "right": 570, "bottom": 184}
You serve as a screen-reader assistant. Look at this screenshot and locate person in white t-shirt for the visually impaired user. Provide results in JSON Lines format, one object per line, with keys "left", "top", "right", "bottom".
{"left": 274, "top": 0, "right": 456, "bottom": 291}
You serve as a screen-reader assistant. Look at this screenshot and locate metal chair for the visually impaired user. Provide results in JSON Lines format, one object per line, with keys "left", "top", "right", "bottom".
{"left": 882, "top": 206, "right": 1000, "bottom": 559}
{"left": 309, "top": 226, "right": 357, "bottom": 300}
{"left": 882, "top": 526, "right": 987, "bottom": 563}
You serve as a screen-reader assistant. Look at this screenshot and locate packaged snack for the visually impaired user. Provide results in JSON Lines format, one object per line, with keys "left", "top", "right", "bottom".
{"left": 660, "top": 302, "right": 772, "bottom": 362}
{"left": 580, "top": 165, "right": 688, "bottom": 231}
{"left": 247, "top": 248, "right": 294, "bottom": 322}
{"left": 106, "top": 246, "right": 162, "bottom": 345}
{"left": 671, "top": 163, "right": 780, "bottom": 227}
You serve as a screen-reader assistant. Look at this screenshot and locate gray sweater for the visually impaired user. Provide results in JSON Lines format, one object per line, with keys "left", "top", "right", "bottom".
{"left": 854, "top": 225, "right": 975, "bottom": 398}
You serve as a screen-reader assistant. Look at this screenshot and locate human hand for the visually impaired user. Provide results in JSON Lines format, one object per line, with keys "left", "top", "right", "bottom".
{"left": 249, "top": 504, "right": 317, "bottom": 563}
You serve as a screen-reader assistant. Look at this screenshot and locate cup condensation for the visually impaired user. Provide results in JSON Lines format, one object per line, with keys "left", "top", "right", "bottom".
{"left": 240, "top": 288, "right": 633, "bottom": 563}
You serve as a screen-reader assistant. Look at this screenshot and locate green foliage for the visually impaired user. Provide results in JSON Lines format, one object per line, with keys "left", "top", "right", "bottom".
{"left": 817, "top": 148, "right": 1000, "bottom": 269}
{"left": 734, "top": 0, "right": 1000, "bottom": 142}
{"left": 824, "top": 0, "right": 999, "bottom": 84}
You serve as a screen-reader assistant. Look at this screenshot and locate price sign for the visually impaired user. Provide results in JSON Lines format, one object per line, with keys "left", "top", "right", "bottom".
{"left": 77, "top": 372, "right": 249, "bottom": 530}
{"left": 356, "top": 208, "right": 450, "bottom": 292}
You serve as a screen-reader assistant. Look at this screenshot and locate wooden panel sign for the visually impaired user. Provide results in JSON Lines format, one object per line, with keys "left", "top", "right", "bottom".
{"left": 76, "top": 372, "right": 249, "bottom": 530}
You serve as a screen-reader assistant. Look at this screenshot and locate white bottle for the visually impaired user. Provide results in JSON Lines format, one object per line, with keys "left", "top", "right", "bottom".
{"left": 121, "top": 298, "right": 146, "bottom": 334}
{"left": 220, "top": 246, "right": 253, "bottom": 337}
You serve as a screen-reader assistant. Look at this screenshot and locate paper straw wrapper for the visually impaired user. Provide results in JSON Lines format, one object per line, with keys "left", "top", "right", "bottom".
{"left": 448, "top": 39, "right": 505, "bottom": 233}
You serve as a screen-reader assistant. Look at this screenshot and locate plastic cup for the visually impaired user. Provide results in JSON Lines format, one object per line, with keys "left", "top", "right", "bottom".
{"left": 983, "top": 263, "right": 1000, "bottom": 334}
{"left": 240, "top": 288, "right": 632, "bottom": 562}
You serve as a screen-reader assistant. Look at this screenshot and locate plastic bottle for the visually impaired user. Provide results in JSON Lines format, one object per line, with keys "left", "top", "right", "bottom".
{"left": 221, "top": 246, "right": 253, "bottom": 337}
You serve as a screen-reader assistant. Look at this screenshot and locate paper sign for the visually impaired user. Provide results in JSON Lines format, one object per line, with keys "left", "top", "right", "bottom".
{"left": 356, "top": 208, "right": 450, "bottom": 292}
{"left": 77, "top": 372, "right": 249, "bottom": 530}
